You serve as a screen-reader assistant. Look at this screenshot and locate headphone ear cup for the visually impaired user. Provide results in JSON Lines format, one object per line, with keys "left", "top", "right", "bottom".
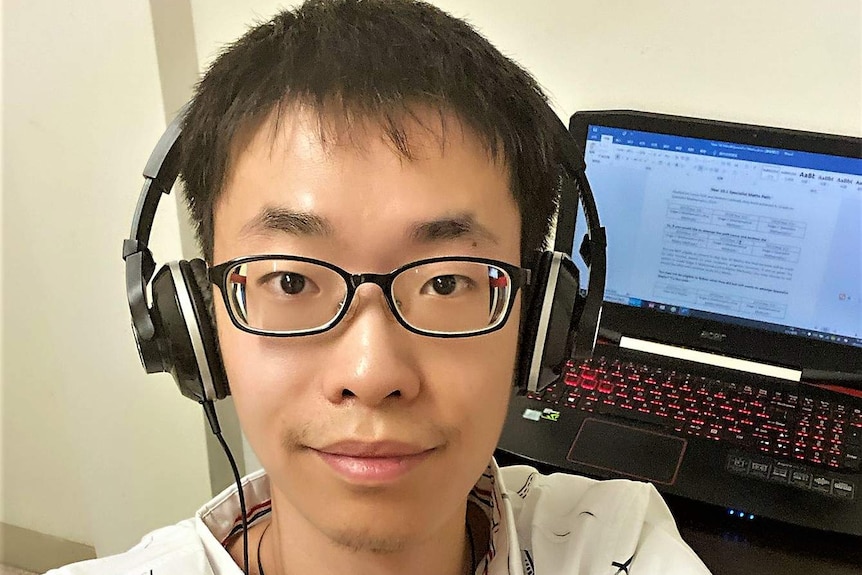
{"left": 515, "top": 251, "right": 554, "bottom": 387}
{"left": 149, "top": 259, "right": 229, "bottom": 402}
{"left": 186, "top": 258, "right": 230, "bottom": 399}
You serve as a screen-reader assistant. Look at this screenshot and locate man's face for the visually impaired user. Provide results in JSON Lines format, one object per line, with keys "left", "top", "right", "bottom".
{"left": 212, "top": 107, "right": 522, "bottom": 551}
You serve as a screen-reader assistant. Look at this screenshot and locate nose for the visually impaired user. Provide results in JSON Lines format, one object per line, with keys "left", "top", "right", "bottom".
{"left": 322, "top": 285, "right": 422, "bottom": 406}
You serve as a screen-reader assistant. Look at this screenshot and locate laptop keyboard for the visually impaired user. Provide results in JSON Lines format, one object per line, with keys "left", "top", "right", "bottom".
{"left": 527, "top": 356, "right": 862, "bottom": 473}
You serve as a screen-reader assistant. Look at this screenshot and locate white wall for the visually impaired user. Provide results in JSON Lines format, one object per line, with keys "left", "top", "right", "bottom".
{"left": 1, "top": 0, "right": 859, "bottom": 561}
{"left": 2, "top": 0, "right": 211, "bottom": 556}
{"left": 432, "top": 0, "right": 862, "bottom": 136}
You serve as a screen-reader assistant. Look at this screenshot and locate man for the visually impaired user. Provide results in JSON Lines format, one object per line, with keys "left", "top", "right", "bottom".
{"left": 51, "top": 1, "right": 710, "bottom": 573}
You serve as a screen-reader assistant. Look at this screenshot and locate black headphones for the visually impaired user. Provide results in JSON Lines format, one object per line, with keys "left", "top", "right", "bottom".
{"left": 123, "top": 106, "right": 606, "bottom": 403}
{"left": 123, "top": 105, "right": 228, "bottom": 403}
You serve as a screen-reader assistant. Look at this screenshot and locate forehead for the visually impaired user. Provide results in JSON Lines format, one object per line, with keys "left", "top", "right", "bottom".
{"left": 213, "top": 105, "right": 521, "bottom": 266}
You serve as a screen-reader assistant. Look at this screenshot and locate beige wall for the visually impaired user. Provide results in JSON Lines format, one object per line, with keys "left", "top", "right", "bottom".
{"left": 1, "top": 0, "right": 211, "bottom": 558}
{"left": 1, "top": 0, "right": 859, "bottom": 564}
{"left": 433, "top": 0, "right": 862, "bottom": 136}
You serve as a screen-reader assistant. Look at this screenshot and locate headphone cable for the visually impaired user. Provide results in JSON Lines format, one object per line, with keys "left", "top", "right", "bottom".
{"left": 202, "top": 400, "right": 250, "bottom": 575}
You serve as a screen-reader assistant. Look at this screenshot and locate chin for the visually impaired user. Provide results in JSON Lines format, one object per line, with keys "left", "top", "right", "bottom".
{"left": 308, "top": 486, "right": 448, "bottom": 552}
{"left": 321, "top": 524, "right": 412, "bottom": 554}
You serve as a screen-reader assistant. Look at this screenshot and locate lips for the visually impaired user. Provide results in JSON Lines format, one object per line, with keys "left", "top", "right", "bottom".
{"left": 317, "top": 440, "right": 431, "bottom": 457}
{"left": 312, "top": 440, "right": 436, "bottom": 484}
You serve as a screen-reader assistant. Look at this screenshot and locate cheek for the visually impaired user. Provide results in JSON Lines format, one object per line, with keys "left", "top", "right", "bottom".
{"left": 214, "top": 306, "right": 311, "bottom": 444}
{"left": 428, "top": 316, "right": 520, "bottom": 440}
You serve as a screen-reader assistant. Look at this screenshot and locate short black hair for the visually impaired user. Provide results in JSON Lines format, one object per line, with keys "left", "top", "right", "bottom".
{"left": 180, "top": 0, "right": 561, "bottom": 263}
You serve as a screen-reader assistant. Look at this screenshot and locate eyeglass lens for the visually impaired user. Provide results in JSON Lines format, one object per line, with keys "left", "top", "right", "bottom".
{"left": 224, "top": 259, "right": 513, "bottom": 335}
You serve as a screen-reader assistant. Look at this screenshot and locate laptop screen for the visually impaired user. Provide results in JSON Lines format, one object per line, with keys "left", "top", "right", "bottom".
{"left": 567, "top": 111, "right": 862, "bottom": 375}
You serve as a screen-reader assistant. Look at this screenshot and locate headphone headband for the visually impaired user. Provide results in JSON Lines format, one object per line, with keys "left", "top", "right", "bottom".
{"left": 123, "top": 106, "right": 186, "bottom": 342}
{"left": 552, "top": 115, "right": 607, "bottom": 359}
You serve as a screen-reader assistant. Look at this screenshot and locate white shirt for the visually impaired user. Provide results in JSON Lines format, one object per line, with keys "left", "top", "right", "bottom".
{"left": 47, "top": 460, "right": 711, "bottom": 574}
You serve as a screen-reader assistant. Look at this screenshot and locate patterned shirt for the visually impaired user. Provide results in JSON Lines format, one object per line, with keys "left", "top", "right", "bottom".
{"left": 47, "top": 460, "right": 711, "bottom": 574}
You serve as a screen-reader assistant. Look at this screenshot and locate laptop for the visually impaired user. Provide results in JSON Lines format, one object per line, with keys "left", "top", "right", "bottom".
{"left": 496, "top": 110, "right": 862, "bottom": 537}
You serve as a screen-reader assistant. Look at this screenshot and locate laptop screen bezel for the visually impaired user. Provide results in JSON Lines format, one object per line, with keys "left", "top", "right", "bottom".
{"left": 566, "top": 110, "right": 862, "bottom": 377}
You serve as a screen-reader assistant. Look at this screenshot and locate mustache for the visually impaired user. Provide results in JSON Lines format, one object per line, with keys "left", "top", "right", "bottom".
{"left": 280, "top": 413, "right": 460, "bottom": 452}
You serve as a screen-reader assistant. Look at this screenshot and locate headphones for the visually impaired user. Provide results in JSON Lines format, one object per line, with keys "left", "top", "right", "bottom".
{"left": 123, "top": 105, "right": 606, "bottom": 403}
{"left": 123, "top": 105, "right": 228, "bottom": 403}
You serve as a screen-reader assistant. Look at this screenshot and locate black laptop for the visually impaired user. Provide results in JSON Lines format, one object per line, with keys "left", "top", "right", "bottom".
{"left": 497, "top": 110, "right": 862, "bottom": 536}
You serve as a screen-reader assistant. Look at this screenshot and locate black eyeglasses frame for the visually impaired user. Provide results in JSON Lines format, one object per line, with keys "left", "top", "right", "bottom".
{"left": 209, "top": 255, "right": 531, "bottom": 339}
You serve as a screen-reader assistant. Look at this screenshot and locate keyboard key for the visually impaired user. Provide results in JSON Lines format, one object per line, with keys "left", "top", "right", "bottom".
{"left": 598, "top": 381, "right": 614, "bottom": 394}
{"left": 726, "top": 455, "right": 750, "bottom": 474}
{"left": 811, "top": 475, "right": 833, "bottom": 495}
{"left": 749, "top": 460, "right": 770, "bottom": 479}
{"left": 790, "top": 470, "right": 812, "bottom": 488}
{"left": 564, "top": 394, "right": 581, "bottom": 408}
{"left": 769, "top": 464, "right": 791, "bottom": 483}
{"left": 833, "top": 480, "right": 855, "bottom": 500}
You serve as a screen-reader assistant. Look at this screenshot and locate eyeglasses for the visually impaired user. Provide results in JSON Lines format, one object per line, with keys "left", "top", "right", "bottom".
{"left": 209, "top": 255, "right": 531, "bottom": 338}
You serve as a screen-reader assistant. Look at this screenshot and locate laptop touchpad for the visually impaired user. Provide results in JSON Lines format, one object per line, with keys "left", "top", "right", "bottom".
{"left": 567, "top": 418, "right": 686, "bottom": 485}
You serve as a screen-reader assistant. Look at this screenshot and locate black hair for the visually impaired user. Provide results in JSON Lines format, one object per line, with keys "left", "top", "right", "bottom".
{"left": 180, "top": 0, "right": 561, "bottom": 263}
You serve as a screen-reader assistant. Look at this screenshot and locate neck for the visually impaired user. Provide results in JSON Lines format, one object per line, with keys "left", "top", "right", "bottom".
{"left": 249, "top": 490, "right": 478, "bottom": 575}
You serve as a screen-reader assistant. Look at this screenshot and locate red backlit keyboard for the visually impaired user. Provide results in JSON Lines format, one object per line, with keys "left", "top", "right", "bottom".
{"left": 526, "top": 356, "right": 862, "bottom": 472}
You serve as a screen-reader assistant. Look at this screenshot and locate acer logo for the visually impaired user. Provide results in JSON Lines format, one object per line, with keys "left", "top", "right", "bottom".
{"left": 700, "top": 331, "right": 727, "bottom": 342}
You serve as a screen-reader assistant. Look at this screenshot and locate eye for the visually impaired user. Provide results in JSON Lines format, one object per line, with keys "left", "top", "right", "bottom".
{"left": 278, "top": 272, "right": 306, "bottom": 295}
{"left": 421, "top": 275, "right": 472, "bottom": 296}
{"left": 432, "top": 275, "right": 456, "bottom": 295}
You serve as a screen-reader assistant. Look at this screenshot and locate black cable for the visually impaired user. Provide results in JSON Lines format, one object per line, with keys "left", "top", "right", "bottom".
{"left": 466, "top": 516, "right": 476, "bottom": 574}
{"left": 203, "top": 400, "right": 249, "bottom": 575}
{"left": 257, "top": 521, "right": 271, "bottom": 575}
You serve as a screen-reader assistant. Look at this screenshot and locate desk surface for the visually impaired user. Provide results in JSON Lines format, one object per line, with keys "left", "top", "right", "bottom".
{"left": 668, "top": 495, "right": 862, "bottom": 575}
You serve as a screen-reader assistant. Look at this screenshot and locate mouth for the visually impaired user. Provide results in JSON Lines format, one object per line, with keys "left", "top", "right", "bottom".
{"left": 311, "top": 441, "right": 437, "bottom": 484}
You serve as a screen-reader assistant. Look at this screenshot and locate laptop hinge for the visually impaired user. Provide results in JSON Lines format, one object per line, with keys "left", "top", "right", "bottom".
{"left": 619, "top": 336, "right": 802, "bottom": 382}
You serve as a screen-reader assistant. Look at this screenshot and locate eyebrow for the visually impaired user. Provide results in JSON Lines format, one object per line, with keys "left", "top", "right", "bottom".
{"left": 409, "top": 214, "right": 499, "bottom": 245}
{"left": 240, "top": 207, "right": 498, "bottom": 246}
{"left": 240, "top": 207, "right": 333, "bottom": 238}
